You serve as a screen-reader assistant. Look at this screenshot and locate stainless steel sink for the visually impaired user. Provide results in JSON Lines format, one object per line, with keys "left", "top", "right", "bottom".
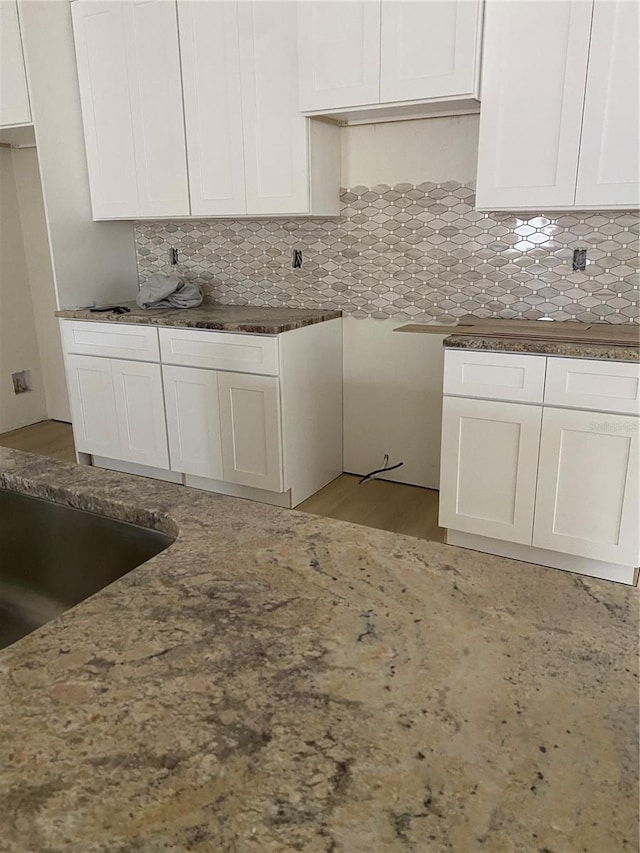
{"left": 0, "top": 488, "right": 173, "bottom": 649}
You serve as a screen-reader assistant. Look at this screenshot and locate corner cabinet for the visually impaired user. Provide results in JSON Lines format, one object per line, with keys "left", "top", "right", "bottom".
{"left": 476, "top": 0, "right": 639, "bottom": 211}
{"left": 71, "top": 0, "right": 340, "bottom": 219}
{"left": 440, "top": 349, "right": 640, "bottom": 585}
{"left": 298, "top": 0, "right": 483, "bottom": 120}
{"left": 0, "top": 0, "right": 31, "bottom": 127}
{"left": 60, "top": 318, "right": 343, "bottom": 508}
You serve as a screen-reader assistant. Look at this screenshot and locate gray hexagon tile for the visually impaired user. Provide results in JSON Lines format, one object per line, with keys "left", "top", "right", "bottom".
{"left": 135, "top": 183, "right": 639, "bottom": 324}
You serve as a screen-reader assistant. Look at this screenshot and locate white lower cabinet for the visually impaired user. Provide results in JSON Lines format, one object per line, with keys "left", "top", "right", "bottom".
{"left": 218, "top": 372, "right": 283, "bottom": 492}
{"left": 439, "top": 397, "right": 542, "bottom": 545}
{"left": 61, "top": 318, "right": 343, "bottom": 507}
{"left": 533, "top": 407, "right": 639, "bottom": 566}
{"left": 65, "top": 354, "right": 168, "bottom": 469}
{"left": 440, "top": 349, "right": 640, "bottom": 584}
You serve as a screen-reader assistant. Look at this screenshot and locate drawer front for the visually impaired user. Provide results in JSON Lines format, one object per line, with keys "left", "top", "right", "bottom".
{"left": 159, "top": 327, "right": 279, "bottom": 376}
{"left": 443, "top": 350, "right": 546, "bottom": 403}
{"left": 60, "top": 320, "right": 159, "bottom": 362}
{"left": 544, "top": 358, "right": 640, "bottom": 415}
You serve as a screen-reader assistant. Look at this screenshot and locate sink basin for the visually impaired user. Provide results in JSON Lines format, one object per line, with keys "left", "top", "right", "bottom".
{"left": 0, "top": 488, "right": 173, "bottom": 649}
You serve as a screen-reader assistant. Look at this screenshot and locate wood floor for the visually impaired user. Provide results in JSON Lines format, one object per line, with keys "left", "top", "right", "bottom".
{"left": 0, "top": 420, "right": 444, "bottom": 543}
{"left": 298, "top": 474, "right": 444, "bottom": 543}
{"left": 0, "top": 420, "right": 76, "bottom": 463}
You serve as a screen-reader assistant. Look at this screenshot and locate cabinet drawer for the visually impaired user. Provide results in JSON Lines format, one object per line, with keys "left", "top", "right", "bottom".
{"left": 159, "top": 328, "right": 279, "bottom": 376}
{"left": 60, "top": 320, "right": 159, "bottom": 362}
{"left": 443, "top": 350, "right": 546, "bottom": 403}
{"left": 544, "top": 358, "right": 640, "bottom": 415}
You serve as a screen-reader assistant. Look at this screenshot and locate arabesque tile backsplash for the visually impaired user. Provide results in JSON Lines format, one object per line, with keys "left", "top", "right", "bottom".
{"left": 136, "top": 182, "right": 639, "bottom": 323}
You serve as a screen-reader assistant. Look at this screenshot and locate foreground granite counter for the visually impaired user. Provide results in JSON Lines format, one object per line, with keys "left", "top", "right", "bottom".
{"left": 56, "top": 303, "right": 342, "bottom": 335}
{"left": 444, "top": 334, "right": 639, "bottom": 362}
{"left": 0, "top": 448, "right": 638, "bottom": 852}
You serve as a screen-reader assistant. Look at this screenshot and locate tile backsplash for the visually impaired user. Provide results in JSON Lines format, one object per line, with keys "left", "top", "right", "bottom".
{"left": 136, "top": 182, "right": 639, "bottom": 324}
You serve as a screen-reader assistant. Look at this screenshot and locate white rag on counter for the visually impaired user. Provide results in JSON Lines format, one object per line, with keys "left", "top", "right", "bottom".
{"left": 136, "top": 273, "right": 203, "bottom": 309}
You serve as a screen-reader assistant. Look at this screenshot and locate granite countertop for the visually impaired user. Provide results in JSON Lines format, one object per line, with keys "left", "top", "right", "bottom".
{"left": 56, "top": 303, "right": 342, "bottom": 335}
{"left": 0, "top": 448, "right": 638, "bottom": 852}
{"left": 444, "top": 334, "right": 639, "bottom": 362}
{"left": 439, "top": 319, "right": 639, "bottom": 362}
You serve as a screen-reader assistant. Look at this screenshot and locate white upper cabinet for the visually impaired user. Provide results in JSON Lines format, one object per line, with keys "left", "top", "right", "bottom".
{"left": 72, "top": 0, "right": 189, "bottom": 219}
{"left": 475, "top": 0, "right": 592, "bottom": 211}
{"left": 0, "top": 0, "right": 31, "bottom": 127}
{"left": 72, "top": 0, "right": 339, "bottom": 219}
{"left": 380, "top": 0, "right": 481, "bottom": 103}
{"left": 238, "top": 1, "right": 310, "bottom": 215}
{"left": 178, "top": 1, "right": 246, "bottom": 216}
{"left": 298, "top": 1, "right": 381, "bottom": 111}
{"left": 476, "top": 0, "right": 640, "bottom": 211}
{"left": 298, "top": 0, "right": 482, "bottom": 117}
{"left": 575, "top": 0, "right": 640, "bottom": 207}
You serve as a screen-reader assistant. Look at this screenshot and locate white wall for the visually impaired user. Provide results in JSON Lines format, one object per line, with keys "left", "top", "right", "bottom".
{"left": 341, "top": 115, "right": 479, "bottom": 489}
{"left": 341, "top": 114, "right": 479, "bottom": 186}
{"left": 0, "top": 147, "right": 47, "bottom": 432}
{"left": 12, "top": 147, "right": 70, "bottom": 421}
{"left": 18, "top": 0, "right": 138, "bottom": 311}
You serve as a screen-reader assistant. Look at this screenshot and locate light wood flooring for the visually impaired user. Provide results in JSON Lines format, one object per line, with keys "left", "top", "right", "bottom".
{"left": 0, "top": 420, "right": 76, "bottom": 463}
{"left": 0, "top": 420, "right": 444, "bottom": 543}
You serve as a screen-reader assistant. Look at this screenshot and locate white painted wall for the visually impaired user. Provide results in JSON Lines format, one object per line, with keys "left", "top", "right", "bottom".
{"left": 12, "top": 147, "right": 70, "bottom": 421}
{"left": 341, "top": 114, "right": 479, "bottom": 186}
{"left": 341, "top": 115, "right": 479, "bottom": 488}
{"left": 0, "top": 147, "right": 47, "bottom": 432}
{"left": 18, "top": 0, "right": 138, "bottom": 311}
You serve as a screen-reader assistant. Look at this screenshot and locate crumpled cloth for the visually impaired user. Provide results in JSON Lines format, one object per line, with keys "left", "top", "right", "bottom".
{"left": 136, "top": 273, "right": 203, "bottom": 310}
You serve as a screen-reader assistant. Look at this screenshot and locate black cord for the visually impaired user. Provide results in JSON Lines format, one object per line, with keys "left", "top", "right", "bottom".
{"left": 358, "top": 454, "right": 405, "bottom": 485}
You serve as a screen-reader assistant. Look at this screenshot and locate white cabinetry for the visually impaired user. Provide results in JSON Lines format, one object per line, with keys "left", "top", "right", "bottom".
{"left": 65, "top": 353, "right": 169, "bottom": 469}
{"left": 0, "top": 0, "right": 31, "bottom": 127}
{"left": 298, "top": 0, "right": 482, "bottom": 119}
{"left": 533, "top": 407, "right": 639, "bottom": 566}
{"left": 476, "top": 0, "right": 639, "bottom": 211}
{"left": 72, "top": 0, "right": 340, "bottom": 219}
{"left": 298, "top": 1, "right": 381, "bottom": 111}
{"left": 575, "top": 0, "right": 640, "bottom": 206}
{"left": 61, "top": 318, "right": 343, "bottom": 507}
{"left": 380, "top": 0, "right": 481, "bottom": 103}
{"left": 71, "top": 0, "right": 189, "bottom": 219}
{"left": 218, "top": 371, "right": 283, "bottom": 491}
{"left": 440, "top": 348, "right": 640, "bottom": 584}
{"left": 439, "top": 397, "right": 542, "bottom": 544}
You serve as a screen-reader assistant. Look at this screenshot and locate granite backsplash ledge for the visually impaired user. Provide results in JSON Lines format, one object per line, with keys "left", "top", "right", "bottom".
{"left": 136, "top": 183, "right": 639, "bottom": 324}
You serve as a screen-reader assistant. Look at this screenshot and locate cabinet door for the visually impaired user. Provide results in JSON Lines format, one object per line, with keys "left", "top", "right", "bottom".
{"left": 218, "top": 371, "right": 283, "bottom": 492}
{"left": 0, "top": 0, "right": 31, "bottom": 126}
{"left": 439, "top": 397, "right": 542, "bottom": 544}
{"left": 238, "top": 1, "right": 309, "bottom": 214}
{"left": 533, "top": 408, "right": 639, "bottom": 565}
{"left": 575, "top": 0, "right": 640, "bottom": 208}
{"left": 71, "top": 1, "right": 139, "bottom": 218}
{"left": 71, "top": 0, "right": 188, "bottom": 219}
{"left": 298, "top": 1, "right": 381, "bottom": 111}
{"left": 163, "top": 365, "right": 223, "bottom": 479}
{"left": 111, "top": 359, "right": 169, "bottom": 469}
{"left": 178, "top": 0, "right": 246, "bottom": 215}
{"left": 380, "top": 0, "right": 481, "bottom": 103}
{"left": 124, "top": 0, "right": 189, "bottom": 217}
{"left": 475, "top": 0, "right": 592, "bottom": 210}
{"left": 64, "top": 354, "right": 119, "bottom": 458}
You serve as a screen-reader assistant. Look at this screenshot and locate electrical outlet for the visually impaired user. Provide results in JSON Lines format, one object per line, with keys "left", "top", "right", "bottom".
{"left": 292, "top": 249, "right": 302, "bottom": 269}
{"left": 170, "top": 247, "right": 179, "bottom": 266}
{"left": 12, "top": 370, "right": 32, "bottom": 394}
{"left": 572, "top": 248, "right": 587, "bottom": 271}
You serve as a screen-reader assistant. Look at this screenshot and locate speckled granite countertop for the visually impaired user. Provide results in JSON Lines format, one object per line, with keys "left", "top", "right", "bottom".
{"left": 56, "top": 303, "right": 342, "bottom": 335}
{"left": 444, "top": 335, "right": 639, "bottom": 362}
{"left": 440, "top": 319, "right": 639, "bottom": 361}
{"left": 0, "top": 448, "right": 638, "bottom": 852}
